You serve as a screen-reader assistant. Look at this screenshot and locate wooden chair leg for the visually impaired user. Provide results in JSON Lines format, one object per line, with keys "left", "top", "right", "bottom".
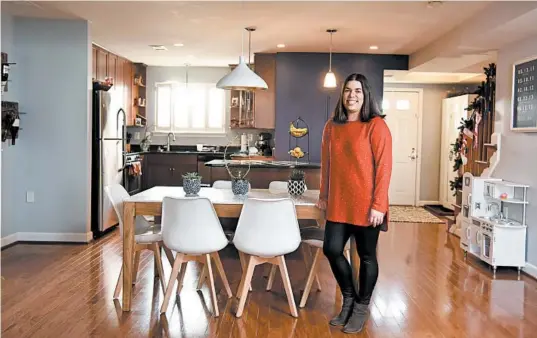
{"left": 162, "top": 245, "right": 175, "bottom": 266}
{"left": 152, "top": 243, "right": 166, "bottom": 294}
{"left": 197, "top": 264, "right": 208, "bottom": 290}
{"left": 114, "top": 267, "right": 123, "bottom": 299}
{"left": 176, "top": 261, "right": 188, "bottom": 294}
{"left": 205, "top": 254, "right": 220, "bottom": 317}
{"left": 211, "top": 252, "right": 233, "bottom": 298}
{"left": 266, "top": 265, "right": 277, "bottom": 291}
{"left": 299, "top": 247, "right": 322, "bottom": 308}
{"left": 160, "top": 254, "right": 183, "bottom": 313}
{"left": 277, "top": 255, "right": 298, "bottom": 317}
{"left": 238, "top": 251, "right": 252, "bottom": 293}
{"left": 301, "top": 244, "right": 321, "bottom": 291}
{"left": 236, "top": 256, "right": 256, "bottom": 318}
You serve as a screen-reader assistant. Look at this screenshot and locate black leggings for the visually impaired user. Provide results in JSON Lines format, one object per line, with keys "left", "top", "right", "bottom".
{"left": 323, "top": 220, "right": 380, "bottom": 305}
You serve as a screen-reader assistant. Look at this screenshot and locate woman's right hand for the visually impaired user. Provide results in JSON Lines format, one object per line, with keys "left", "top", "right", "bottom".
{"left": 316, "top": 198, "right": 328, "bottom": 210}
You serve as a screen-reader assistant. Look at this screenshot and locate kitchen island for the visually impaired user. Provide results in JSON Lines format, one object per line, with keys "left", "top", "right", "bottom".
{"left": 204, "top": 159, "right": 321, "bottom": 189}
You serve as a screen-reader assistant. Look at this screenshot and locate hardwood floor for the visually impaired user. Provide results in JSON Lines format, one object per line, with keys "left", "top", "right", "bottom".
{"left": 2, "top": 222, "right": 537, "bottom": 337}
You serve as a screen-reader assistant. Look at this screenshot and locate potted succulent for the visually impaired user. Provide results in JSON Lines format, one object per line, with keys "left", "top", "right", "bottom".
{"left": 288, "top": 169, "right": 306, "bottom": 196}
{"left": 182, "top": 172, "right": 202, "bottom": 196}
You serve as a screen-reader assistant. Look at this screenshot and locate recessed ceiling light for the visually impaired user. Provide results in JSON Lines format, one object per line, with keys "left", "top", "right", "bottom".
{"left": 277, "top": 44, "right": 286, "bottom": 48}
{"left": 369, "top": 45, "right": 378, "bottom": 50}
{"left": 150, "top": 45, "right": 167, "bottom": 51}
{"left": 174, "top": 43, "right": 184, "bottom": 47}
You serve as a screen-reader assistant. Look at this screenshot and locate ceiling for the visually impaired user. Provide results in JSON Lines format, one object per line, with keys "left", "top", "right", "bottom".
{"left": 4, "top": 1, "right": 537, "bottom": 84}
{"left": 5, "top": 1, "right": 489, "bottom": 65}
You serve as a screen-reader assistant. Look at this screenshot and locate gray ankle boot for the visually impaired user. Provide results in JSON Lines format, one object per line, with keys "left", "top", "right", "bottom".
{"left": 329, "top": 296, "right": 354, "bottom": 326}
{"left": 342, "top": 302, "right": 369, "bottom": 334}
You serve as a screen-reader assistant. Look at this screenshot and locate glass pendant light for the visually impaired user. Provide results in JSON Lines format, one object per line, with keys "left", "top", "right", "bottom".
{"left": 216, "top": 27, "right": 268, "bottom": 91}
{"left": 323, "top": 29, "right": 337, "bottom": 88}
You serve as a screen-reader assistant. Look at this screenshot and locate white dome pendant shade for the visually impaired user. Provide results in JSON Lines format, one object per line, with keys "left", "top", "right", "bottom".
{"left": 216, "top": 27, "right": 268, "bottom": 91}
{"left": 216, "top": 55, "right": 268, "bottom": 90}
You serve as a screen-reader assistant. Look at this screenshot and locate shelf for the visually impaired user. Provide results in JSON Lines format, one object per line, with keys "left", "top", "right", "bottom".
{"left": 494, "top": 198, "right": 529, "bottom": 205}
{"left": 494, "top": 181, "right": 530, "bottom": 188}
{"left": 475, "top": 160, "right": 489, "bottom": 165}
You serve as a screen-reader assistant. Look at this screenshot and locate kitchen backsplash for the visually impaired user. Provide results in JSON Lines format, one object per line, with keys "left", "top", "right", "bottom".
{"left": 126, "top": 126, "right": 274, "bottom": 147}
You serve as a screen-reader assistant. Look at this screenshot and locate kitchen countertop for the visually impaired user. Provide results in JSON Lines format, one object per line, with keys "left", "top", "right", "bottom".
{"left": 204, "top": 159, "right": 321, "bottom": 169}
{"left": 128, "top": 150, "right": 227, "bottom": 156}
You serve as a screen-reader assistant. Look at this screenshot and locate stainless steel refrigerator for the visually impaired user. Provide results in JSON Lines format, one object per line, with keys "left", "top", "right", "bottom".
{"left": 91, "top": 82, "right": 126, "bottom": 238}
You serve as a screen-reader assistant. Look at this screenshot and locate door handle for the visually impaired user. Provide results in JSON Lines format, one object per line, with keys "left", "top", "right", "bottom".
{"left": 409, "top": 147, "right": 417, "bottom": 160}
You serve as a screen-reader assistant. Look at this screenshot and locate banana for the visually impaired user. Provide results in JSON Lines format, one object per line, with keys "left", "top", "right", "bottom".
{"left": 289, "top": 122, "right": 308, "bottom": 137}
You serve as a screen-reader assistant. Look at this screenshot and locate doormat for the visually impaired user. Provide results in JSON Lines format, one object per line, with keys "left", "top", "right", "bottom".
{"left": 423, "top": 204, "right": 454, "bottom": 217}
{"left": 389, "top": 206, "right": 444, "bottom": 223}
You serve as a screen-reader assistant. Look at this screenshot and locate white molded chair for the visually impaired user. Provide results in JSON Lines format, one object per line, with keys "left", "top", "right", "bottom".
{"left": 233, "top": 198, "right": 301, "bottom": 318}
{"left": 159, "top": 196, "right": 232, "bottom": 317}
{"left": 297, "top": 228, "right": 350, "bottom": 308}
{"left": 105, "top": 184, "right": 172, "bottom": 299}
{"left": 212, "top": 180, "right": 232, "bottom": 189}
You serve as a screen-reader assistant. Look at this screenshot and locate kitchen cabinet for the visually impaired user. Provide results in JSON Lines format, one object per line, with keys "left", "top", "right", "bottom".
{"left": 229, "top": 53, "right": 276, "bottom": 129}
{"left": 92, "top": 44, "right": 136, "bottom": 126}
{"left": 143, "top": 154, "right": 199, "bottom": 190}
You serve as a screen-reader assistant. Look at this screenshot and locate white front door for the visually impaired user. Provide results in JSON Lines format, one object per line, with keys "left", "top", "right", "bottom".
{"left": 383, "top": 90, "right": 420, "bottom": 206}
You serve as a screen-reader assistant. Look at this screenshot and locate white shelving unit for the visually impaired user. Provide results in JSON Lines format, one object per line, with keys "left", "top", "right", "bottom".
{"left": 460, "top": 178, "right": 529, "bottom": 277}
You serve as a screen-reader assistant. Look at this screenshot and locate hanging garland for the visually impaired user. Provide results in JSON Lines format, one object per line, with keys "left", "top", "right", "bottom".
{"left": 449, "top": 63, "right": 496, "bottom": 195}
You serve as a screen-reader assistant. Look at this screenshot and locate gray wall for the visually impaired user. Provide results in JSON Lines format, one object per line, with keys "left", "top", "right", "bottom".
{"left": 1, "top": 15, "right": 91, "bottom": 238}
{"left": 493, "top": 34, "right": 537, "bottom": 269}
{"left": 385, "top": 83, "right": 479, "bottom": 202}
{"left": 131, "top": 65, "right": 273, "bottom": 147}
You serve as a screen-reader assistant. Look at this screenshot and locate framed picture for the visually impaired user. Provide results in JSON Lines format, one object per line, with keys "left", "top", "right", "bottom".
{"left": 511, "top": 55, "right": 537, "bottom": 132}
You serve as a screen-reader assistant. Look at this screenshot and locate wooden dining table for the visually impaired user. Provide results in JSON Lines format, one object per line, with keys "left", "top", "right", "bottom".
{"left": 121, "top": 186, "right": 360, "bottom": 312}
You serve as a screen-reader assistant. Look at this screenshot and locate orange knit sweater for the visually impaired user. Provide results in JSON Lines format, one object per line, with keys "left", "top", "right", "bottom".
{"left": 320, "top": 116, "right": 392, "bottom": 228}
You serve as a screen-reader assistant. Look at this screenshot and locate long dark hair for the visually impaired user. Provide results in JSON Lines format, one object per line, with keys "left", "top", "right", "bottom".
{"left": 332, "top": 73, "right": 385, "bottom": 124}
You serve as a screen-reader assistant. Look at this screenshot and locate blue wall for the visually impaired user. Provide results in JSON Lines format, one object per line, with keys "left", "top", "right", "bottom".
{"left": 274, "top": 52, "right": 408, "bottom": 162}
{"left": 1, "top": 15, "right": 91, "bottom": 240}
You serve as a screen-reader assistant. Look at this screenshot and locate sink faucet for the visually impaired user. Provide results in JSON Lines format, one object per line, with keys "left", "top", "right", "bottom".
{"left": 166, "top": 132, "right": 175, "bottom": 151}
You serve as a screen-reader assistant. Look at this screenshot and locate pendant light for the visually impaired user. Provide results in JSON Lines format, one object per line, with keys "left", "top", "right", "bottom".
{"left": 216, "top": 27, "right": 268, "bottom": 91}
{"left": 323, "top": 29, "right": 337, "bottom": 88}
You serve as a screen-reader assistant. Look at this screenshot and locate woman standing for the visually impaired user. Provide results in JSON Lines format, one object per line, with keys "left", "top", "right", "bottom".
{"left": 317, "top": 73, "right": 392, "bottom": 334}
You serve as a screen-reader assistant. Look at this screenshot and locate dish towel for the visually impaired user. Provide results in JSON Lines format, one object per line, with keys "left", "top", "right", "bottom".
{"left": 128, "top": 161, "right": 142, "bottom": 177}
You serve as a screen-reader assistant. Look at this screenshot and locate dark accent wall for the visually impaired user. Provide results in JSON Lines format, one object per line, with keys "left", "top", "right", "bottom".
{"left": 274, "top": 52, "right": 408, "bottom": 162}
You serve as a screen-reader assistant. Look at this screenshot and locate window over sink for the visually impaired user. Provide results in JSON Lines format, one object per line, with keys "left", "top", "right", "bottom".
{"left": 154, "top": 82, "right": 226, "bottom": 134}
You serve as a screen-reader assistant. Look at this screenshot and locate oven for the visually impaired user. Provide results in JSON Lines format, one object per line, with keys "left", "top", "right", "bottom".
{"left": 124, "top": 153, "right": 143, "bottom": 195}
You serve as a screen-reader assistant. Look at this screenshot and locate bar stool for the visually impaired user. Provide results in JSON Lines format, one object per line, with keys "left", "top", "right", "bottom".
{"left": 159, "top": 196, "right": 232, "bottom": 317}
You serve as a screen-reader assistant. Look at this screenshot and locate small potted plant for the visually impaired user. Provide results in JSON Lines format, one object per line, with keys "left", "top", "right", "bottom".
{"left": 288, "top": 169, "right": 306, "bottom": 196}
{"left": 182, "top": 172, "right": 202, "bottom": 196}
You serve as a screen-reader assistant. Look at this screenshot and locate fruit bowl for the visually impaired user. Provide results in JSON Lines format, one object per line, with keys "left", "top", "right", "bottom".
{"left": 289, "top": 147, "right": 305, "bottom": 159}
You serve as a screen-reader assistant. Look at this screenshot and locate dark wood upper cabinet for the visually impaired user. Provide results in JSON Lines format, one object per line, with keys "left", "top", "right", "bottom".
{"left": 253, "top": 53, "right": 276, "bottom": 129}
{"left": 96, "top": 49, "right": 108, "bottom": 81}
{"left": 92, "top": 44, "right": 136, "bottom": 126}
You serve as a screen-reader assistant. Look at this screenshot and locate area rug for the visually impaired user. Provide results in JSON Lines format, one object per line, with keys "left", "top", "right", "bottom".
{"left": 389, "top": 206, "right": 444, "bottom": 223}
